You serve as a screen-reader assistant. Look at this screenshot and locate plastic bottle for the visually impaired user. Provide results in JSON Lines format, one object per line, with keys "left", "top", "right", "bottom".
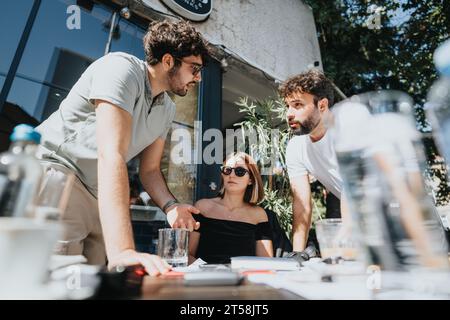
{"left": 0, "top": 124, "right": 43, "bottom": 217}
{"left": 426, "top": 39, "right": 450, "bottom": 172}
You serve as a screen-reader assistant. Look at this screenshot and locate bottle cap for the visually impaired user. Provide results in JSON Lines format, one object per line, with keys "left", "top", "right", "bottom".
{"left": 10, "top": 124, "right": 41, "bottom": 144}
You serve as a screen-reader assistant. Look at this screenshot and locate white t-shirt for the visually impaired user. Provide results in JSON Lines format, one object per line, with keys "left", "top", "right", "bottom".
{"left": 286, "top": 131, "right": 342, "bottom": 199}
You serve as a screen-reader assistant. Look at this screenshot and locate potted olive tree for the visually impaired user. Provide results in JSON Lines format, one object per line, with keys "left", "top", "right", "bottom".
{"left": 234, "top": 97, "right": 326, "bottom": 240}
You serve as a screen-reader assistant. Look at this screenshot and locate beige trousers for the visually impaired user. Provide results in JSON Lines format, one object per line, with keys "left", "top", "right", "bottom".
{"left": 40, "top": 161, "right": 106, "bottom": 266}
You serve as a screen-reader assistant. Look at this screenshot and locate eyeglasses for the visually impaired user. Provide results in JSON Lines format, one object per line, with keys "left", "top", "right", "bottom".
{"left": 174, "top": 57, "right": 203, "bottom": 76}
{"left": 221, "top": 166, "right": 249, "bottom": 177}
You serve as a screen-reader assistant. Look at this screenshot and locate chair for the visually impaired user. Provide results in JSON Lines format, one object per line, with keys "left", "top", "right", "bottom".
{"left": 264, "top": 208, "right": 293, "bottom": 257}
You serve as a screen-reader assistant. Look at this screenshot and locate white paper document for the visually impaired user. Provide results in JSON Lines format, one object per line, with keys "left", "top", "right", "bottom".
{"left": 230, "top": 256, "right": 301, "bottom": 271}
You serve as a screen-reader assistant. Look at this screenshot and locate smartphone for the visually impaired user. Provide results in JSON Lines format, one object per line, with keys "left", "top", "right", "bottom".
{"left": 184, "top": 271, "right": 243, "bottom": 286}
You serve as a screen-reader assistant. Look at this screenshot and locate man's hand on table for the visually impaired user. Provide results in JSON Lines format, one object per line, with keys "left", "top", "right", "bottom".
{"left": 108, "top": 249, "right": 171, "bottom": 277}
{"left": 286, "top": 244, "right": 320, "bottom": 264}
{"left": 166, "top": 203, "right": 201, "bottom": 232}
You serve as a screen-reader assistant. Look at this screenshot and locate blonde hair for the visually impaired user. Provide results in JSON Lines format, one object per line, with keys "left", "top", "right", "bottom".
{"left": 218, "top": 152, "right": 264, "bottom": 205}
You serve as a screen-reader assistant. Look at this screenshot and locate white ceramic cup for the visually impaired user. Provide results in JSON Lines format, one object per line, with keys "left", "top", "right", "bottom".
{"left": 0, "top": 217, "right": 62, "bottom": 295}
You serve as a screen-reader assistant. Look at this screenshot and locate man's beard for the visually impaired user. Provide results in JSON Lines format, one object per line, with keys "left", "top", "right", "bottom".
{"left": 291, "top": 116, "right": 321, "bottom": 136}
{"left": 168, "top": 67, "right": 189, "bottom": 97}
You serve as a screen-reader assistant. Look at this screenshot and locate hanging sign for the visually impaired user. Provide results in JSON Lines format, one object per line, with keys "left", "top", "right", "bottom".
{"left": 151, "top": 0, "right": 212, "bottom": 22}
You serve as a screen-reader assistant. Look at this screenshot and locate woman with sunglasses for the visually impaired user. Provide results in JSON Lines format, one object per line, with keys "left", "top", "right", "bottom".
{"left": 188, "top": 152, "right": 274, "bottom": 264}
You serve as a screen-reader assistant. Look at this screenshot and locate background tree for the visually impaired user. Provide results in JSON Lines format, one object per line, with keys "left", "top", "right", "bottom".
{"left": 304, "top": 0, "right": 450, "bottom": 205}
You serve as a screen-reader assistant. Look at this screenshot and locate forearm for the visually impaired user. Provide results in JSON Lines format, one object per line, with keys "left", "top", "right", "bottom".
{"left": 140, "top": 169, "right": 177, "bottom": 211}
{"left": 140, "top": 157, "right": 200, "bottom": 231}
{"left": 292, "top": 199, "right": 312, "bottom": 251}
{"left": 98, "top": 153, "right": 135, "bottom": 259}
{"left": 188, "top": 255, "right": 197, "bottom": 265}
{"left": 256, "top": 240, "right": 273, "bottom": 257}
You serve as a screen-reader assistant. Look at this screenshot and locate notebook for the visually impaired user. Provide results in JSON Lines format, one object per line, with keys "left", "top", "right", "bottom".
{"left": 230, "top": 256, "right": 301, "bottom": 271}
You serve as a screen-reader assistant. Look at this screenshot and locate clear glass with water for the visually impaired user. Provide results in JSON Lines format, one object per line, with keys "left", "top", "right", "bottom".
{"left": 315, "top": 218, "right": 360, "bottom": 261}
{"left": 157, "top": 228, "right": 189, "bottom": 267}
{"left": 35, "top": 164, "right": 75, "bottom": 221}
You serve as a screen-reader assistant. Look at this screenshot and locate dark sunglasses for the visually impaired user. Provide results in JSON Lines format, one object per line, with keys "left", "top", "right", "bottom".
{"left": 221, "top": 166, "right": 249, "bottom": 177}
{"left": 174, "top": 57, "right": 203, "bottom": 76}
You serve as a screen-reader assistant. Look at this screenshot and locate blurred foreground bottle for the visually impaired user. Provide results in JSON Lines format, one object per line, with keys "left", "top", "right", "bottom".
{"left": 330, "top": 91, "right": 449, "bottom": 272}
{"left": 0, "top": 125, "right": 70, "bottom": 297}
{"left": 426, "top": 39, "right": 450, "bottom": 181}
{"left": 0, "top": 124, "right": 43, "bottom": 218}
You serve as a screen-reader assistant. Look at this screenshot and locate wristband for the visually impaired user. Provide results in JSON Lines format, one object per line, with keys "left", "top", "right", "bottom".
{"left": 162, "top": 199, "right": 179, "bottom": 213}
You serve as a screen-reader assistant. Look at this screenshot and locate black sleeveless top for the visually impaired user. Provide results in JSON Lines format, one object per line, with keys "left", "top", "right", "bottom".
{"left": 192, "top": 213, "right": 273, "bottom": 264}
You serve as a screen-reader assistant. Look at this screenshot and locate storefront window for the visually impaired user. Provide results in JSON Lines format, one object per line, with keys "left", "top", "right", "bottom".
{"left": 132, "top": 85, "right": 200, "bottom": 206}
{"left": 110, "top": 17, "right": 145, "bottom": 60}
{"left": 165, "top": 85, "right": 199, "bottom": 204}
{"left": 5, "top": 0, "right": 147, "bottom": 123}
{"left": 0, "top": 0, "right": 34, "bottom": 93}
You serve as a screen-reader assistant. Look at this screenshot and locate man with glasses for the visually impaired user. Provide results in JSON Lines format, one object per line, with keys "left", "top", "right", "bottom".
{"left": 174, "top": 57, "right": 204, "bottom": 77}
{"left": 35, "top": 19, "right": 210, "bottom": 276}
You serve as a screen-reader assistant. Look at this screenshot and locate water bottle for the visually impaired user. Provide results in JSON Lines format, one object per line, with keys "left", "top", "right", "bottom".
{"left": 426, "top": 39, "right": 450, "bottom": 176}
{"left": 0, "top": 124, "right": 43, "bottom": 217}
{"left": 331, "top": 91, "right": 449, "bottom": 272}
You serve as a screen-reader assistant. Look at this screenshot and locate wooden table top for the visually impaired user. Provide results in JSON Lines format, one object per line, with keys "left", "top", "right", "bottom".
{"left": 140, "top": 275, "right": 304, "bottom": 300}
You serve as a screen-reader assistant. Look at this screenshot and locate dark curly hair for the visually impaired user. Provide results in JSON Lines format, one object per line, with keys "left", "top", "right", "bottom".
{"left": 143, "top": 19, "right": 210, "bottom": 66}
{"left": 279, "top": 69, "right": 335, "bottom": 107}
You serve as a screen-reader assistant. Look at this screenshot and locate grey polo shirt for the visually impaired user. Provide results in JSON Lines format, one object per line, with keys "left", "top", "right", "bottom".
{"left": 35, "top": 52, "right": 176, "bottom": 197}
